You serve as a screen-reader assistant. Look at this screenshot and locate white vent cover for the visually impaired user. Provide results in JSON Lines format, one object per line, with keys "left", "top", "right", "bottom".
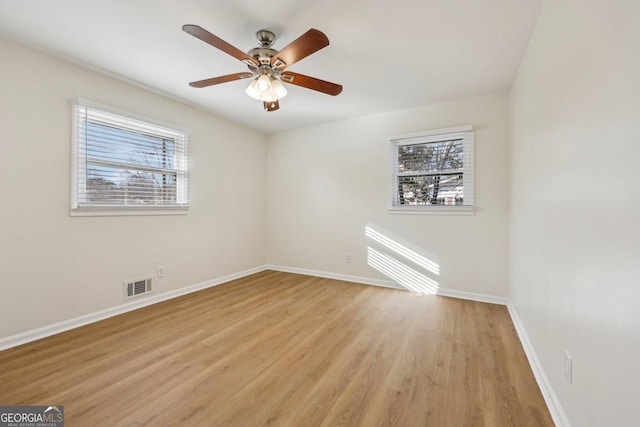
{"left": 124, "top": 278, "right": 152, "bottom": 300}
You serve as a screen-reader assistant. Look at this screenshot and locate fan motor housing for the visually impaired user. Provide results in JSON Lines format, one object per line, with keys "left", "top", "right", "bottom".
{"left": 247, "top": 47, "right": 278, "bottom": 66}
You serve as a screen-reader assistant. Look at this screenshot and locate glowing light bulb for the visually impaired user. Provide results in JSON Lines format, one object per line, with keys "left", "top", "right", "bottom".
{"left": 256, "top": 74, "right": 272, "bottom": 93}
{"left": 246, "top": 73, "right": 287, "bottom": 105}
{"left": 271, "top": 78, "right": 287, "bottom": 99}
{"left": 245, "top": 79, "right": 260, "bottom": 100}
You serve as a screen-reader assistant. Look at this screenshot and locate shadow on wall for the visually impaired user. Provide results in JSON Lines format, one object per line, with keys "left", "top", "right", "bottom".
{"left": 365, "top": 222, "right": 440, "bottom": 294}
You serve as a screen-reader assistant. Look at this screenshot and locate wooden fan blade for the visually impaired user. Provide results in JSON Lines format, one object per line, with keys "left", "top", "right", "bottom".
{"left": 270, "top": 29, "right": 329, "bottom": 69}
{"left": 263, "top": 100, "right": 280, "bottom": 111}
{"left": 183, "top": 25, "right": 259, "bottom": 67}
{"left": 189, "top": 73, "right": 253, "bottom": 88}
{"left": 280, "top": 72, "right": 343, "bottom": 96}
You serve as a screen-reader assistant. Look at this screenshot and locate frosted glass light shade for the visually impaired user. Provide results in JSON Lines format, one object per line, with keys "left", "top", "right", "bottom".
{"left": 256, "top": 74, "right": 272, "bottom": 93}
{"left": 271, "top": 78, "right": 287, "bottom": 99}
{"left": 245, "top": 79, "right": 260, "bottom": 100}
{"left": 245, "top": 74, "right": 287, "bottom": 102}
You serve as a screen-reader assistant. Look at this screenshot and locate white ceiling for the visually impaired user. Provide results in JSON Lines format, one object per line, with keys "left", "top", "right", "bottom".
{"left": 0, "top": 0, "right": 542, "bottom": 134}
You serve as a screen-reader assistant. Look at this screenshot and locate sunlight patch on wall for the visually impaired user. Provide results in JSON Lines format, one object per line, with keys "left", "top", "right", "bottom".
{"left": 367, "top": 247, "right": 439, "bottom": 294}
{"left": 365, "top": 224, "right": 440, "bottom": 275}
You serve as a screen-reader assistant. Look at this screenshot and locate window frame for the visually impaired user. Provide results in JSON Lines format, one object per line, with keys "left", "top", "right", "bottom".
{"left": 70, "top": 99, "right": 190, "bottom": 216}
{"left": 389, "top": 125, "right": 474, "bottom": 215}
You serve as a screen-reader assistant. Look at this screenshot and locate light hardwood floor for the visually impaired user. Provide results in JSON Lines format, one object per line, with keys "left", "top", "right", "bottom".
{"left": 0, "top": 271, "right": 553, "bottom": 426}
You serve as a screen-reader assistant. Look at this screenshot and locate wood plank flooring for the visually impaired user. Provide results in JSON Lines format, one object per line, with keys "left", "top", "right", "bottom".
{"left": 0, "top": 271, "right": 553, "bottom": 426}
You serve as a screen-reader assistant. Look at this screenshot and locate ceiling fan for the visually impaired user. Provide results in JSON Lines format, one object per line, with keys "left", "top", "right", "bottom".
{"left": 182, "top": 25, "right": 343, "bottom": 112}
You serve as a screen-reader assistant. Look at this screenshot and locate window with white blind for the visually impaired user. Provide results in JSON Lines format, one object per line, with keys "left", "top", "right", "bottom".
{"left": 71, "top": 101, "right": 189, "bottom": 215}
{"left": 390, "top": 125, "right": 474, "bottom": 213}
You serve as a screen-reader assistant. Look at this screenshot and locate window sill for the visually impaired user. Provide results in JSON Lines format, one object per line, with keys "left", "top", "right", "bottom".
{"left": 70, "top": 206, "right": 189, "bottom": 217}
{"left": 388, "top": 205, "right": 474, "bottom": 215}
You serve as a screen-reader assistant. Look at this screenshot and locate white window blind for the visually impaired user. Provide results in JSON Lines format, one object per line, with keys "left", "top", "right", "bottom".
{"left": 390, "top": 126, "right": 474, "bottom": 211}
{"left": 71, "top": 103, "right": 189, "bottom": 213}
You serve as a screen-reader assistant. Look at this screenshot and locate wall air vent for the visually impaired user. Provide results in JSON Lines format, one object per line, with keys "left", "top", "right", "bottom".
{"left": 124, "top": 277, "right": 152, "bottom": 300}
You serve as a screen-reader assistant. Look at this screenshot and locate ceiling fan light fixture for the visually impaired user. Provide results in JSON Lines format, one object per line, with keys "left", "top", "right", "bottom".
{"left": 256, "top": 74, "right": 272, "bottom": 93}
{"left": 245, "top": 79, "right": 260, "bottom": 100}
{"left": 245, "top": 74, "right": 287, "bottom": 103}
{"left": 262, "top": 94, "right": 277, "bottom": 103}
{"left": 271, "top": 78, "right": 287, "bottom": 99}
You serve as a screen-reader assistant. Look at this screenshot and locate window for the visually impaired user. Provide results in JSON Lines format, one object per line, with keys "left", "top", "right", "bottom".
{"left": 71, "top": 101, "right": 189, "bottom": 215}
{"left": 390, "top": 125, "right": 474, "bottom": 213}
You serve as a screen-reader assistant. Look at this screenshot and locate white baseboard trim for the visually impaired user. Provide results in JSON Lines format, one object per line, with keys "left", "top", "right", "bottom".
{"left": 265, "top": 264, "right": 508, "bottom": 305}
{"left": 0, "top": 265, "right": 268, "bottom": 352}
{"left": 266, "top": 264, "right": 404, "bottom": 290}
{"left": 507, "top": 302, "right": 571, "bottom": 427}
{"left": 437, "top": 288, "right": 508, "bottom": 305}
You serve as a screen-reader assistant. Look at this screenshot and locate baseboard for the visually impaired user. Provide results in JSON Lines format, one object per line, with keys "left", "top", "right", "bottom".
{"left": 436, "top": 288, "right": 508, "bottom": 305}
{"left": 265, "top": 264, "right": 508, "bottom": 305}
{"left": 266, "top": 264, "right": 408, "bottom": 290}
{"left": 0, "top": 265, "right": 268, "bottom": 351}
{"left": 507, "top": 302, "right": 571, "bottom": 427}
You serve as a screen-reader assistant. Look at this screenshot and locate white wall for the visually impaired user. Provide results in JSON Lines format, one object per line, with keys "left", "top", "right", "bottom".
{"left": 0, "top": 38, "right": 268, "bottom": 339}
{"left": 268, "top": 94, "right": 510, "bottom": 298}
{"left": 509, "top": 0, "right": 640, "bottom": 425}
